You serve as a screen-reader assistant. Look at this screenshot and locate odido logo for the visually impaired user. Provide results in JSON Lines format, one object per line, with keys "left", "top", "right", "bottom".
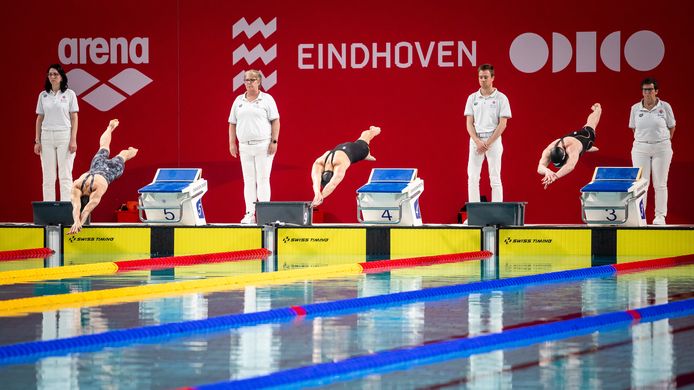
{"left": 509, "top": 30, "right": 664, "bottom": 73}
{"left": 59, "top": 37, "right": 152, "bottom": 111}
{"left": 232, "top": 18, "right": 278, "bottom": 91}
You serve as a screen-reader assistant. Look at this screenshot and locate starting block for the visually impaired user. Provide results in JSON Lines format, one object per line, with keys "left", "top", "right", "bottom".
{"left": 580, "top": 167, "right": 647, "bottom": 227}
{"left": 356, "top": 168, "right": 424, "bottom": 225}
{"left": 138, "top": 168, "right": 208, "bottom": 225}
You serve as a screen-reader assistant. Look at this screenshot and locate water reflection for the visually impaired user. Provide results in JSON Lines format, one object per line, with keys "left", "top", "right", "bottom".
{"left": 38, "top": 308, "right": 81, "bottom": 389}
{"left": 3, "top": 260, "right": 691, "bottom": 389}
{"left": 630, "top": 277, "right": 674, "bottom": 388}
{"left": 468, "top": 291, "right": 509, "bottom": 389}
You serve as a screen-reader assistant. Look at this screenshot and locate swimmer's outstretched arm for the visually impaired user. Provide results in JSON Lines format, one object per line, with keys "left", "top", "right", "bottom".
{"left": 320, "top": 168, "right": 345, "bottom": 201}
{"left": 311, "top": 160, "right": 325, "bottom": 207}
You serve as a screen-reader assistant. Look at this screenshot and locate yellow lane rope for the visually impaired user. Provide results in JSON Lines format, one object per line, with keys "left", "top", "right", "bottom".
{"left": 0, "top": 264, "right": 364, "bottom": 317}
{"left": 0, "top": 263, "right": 119, "bottom": 285}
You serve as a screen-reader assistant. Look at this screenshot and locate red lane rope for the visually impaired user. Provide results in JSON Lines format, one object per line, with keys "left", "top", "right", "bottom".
{"left": 0, "top": 248, "right": 54, "bottom": 261}
{"left": 613, "top": 254, "right": 694, "bottom": 273}
{"left": 359, "top": 251, "right": 493, "bottom": 273}
{"left": 115, "top": 248, "right": 272, "bottom": 272}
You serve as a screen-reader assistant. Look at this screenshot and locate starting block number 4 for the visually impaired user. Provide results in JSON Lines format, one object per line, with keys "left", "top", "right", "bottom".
{"left": 381, "top": 210, "right": 393, "bottom": 221}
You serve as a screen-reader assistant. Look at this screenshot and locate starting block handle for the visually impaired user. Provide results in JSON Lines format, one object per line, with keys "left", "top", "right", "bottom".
{"left": 580, "top": 190, "right": 645, "bottom": 225}
{"left": 357, "top": 205, "right": 403, "bottom": 224}
{"left": 356, "top": 188, "right": 423, "bottom": 224}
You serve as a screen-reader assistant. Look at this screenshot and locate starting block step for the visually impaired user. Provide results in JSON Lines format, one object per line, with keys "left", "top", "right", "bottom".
{"left": 580, "top": 167, "right": 647, "bottom": 227}
{"left": 357, "top": 168, "right": 424, "bottom": 226}
{"left": 138, "top": 168, "right": 208, "bottom": 226}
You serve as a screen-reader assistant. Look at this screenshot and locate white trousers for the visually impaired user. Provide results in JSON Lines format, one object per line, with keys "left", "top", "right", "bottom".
{"left": 468, "top": 136, "right": 503, "bottom": 202}
{"left": 631, "top": 140, "right": 673, "bottom": 219}
{"left": 40, "top": 130, "right": 75, "bottom": 201}
{"left": 239, "top": 141, "right": 275, "bottom": 214}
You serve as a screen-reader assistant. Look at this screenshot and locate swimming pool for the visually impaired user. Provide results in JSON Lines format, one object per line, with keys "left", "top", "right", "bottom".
{"left": 0, "top": 252, "right": 693, "bottom": 389}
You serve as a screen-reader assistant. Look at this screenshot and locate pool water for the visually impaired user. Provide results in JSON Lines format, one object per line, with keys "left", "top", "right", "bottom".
{"left": 0, "top": 257, "right": 692, "bottom": 389}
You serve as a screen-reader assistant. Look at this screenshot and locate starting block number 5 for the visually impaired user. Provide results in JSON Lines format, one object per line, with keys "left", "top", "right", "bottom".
{"left": 163, "top": 209, "right": 176, "bottom": 221}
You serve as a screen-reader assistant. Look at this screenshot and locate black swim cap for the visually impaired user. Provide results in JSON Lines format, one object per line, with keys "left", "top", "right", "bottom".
{"left": 550, "top": 146, "right": 567, "bottom": 168}
{"left": 321, "top": 170, "right": 334, "bottom": 187}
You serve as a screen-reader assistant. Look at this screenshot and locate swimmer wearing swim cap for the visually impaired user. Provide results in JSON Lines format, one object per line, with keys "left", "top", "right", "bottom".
{"left": 538, "top": 103, "right": 601, "bottom": 189}
{"left": 311, "top": 126, "right": 381, "bottom": 207}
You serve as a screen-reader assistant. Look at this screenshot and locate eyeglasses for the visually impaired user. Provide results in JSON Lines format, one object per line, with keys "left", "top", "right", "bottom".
{"left": 244, "top": 78, "right": 258, "bottom": 83}
{"left": 47, "top": 72, "right": 61, "bottom": 77}
{"left": 642, "top": 87, "right": 655, "bottom": 92}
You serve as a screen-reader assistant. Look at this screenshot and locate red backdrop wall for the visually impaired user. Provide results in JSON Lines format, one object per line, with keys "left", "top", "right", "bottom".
{"left": 3, "top": 0, "right": 693, "bottom": 224}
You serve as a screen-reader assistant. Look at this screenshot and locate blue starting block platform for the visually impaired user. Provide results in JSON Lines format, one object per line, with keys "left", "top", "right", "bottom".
{"left": 138, "top": 168, "right": 208, "bottom": 225}
{"left": 580, "top": 167, "right": 647, "bottom": 226}
{"left": 356, "top": 168, "right": 424, "bottom": 225}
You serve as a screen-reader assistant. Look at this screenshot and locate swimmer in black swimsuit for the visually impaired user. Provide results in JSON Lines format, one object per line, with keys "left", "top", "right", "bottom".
{"left": 68, "top": 119, "right": 139, "bottom": 234}
{"left": 538, "top": 103, "right": 602, "bottom": 189}
{"left": 311, "top": 126, "right": 381, "bottom": 207}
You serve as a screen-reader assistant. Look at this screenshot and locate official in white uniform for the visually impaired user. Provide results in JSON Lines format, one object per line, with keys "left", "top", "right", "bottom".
{"left": 35, "top": 64, "right": 79, "bottom": 201}
{"left": 629, "top": 77, "right": 676, "bottom": 225}
{"left": 464, "top": 64, "right": 512, "bottom": 203}
{"left": 228, "top": 69, "right": 280, "bottom": 224}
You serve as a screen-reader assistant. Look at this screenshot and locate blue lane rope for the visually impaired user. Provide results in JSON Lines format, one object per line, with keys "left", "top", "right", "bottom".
{"left": 0, "top": 265, "right": 620, "bottom": 365}
{"left": 195, "top": 299, "right": 694, "bottom": 389}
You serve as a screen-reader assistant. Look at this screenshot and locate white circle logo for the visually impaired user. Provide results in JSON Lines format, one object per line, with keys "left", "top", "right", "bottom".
{"left": 624, "top": 30, "right": 665, "bottom": 71}
{"left": 509, "top": 33, "right": 549, "bottom": 73}
{"left": 509, "top": 30, "right": 664, "bottom": 73}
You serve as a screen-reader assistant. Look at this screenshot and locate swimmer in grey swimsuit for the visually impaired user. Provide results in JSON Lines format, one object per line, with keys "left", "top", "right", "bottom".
{"left": 311, "top": 126, "right": 381, "bottom": 207}
{"left": 79, "top": 148, "right": 126, "bottom": 195}
{"left": 68, "top": 119, "right": 139, "bottom": 235}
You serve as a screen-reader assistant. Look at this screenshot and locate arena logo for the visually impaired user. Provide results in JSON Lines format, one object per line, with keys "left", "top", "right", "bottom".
{"left": 232, "top": 18, "right": 277, "bottom": 91}
{"left": 67, "top": 236, "right": 115, "bottom": 243}
{"left": 58, "top": 37, "right": 153, "bottom": 112}
{"left": 282, "top": 236, "right": 330, "bottom": 244}
{"left": 509, "top": 30, "right": 664, "bottom": 73}
{"left": 503, "top": 237, "right": 553, "bottom": 244}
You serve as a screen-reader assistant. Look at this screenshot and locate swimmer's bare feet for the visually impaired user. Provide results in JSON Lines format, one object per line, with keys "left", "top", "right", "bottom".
{"left": 360, "top": 126, "right": 382, "bottom": 143}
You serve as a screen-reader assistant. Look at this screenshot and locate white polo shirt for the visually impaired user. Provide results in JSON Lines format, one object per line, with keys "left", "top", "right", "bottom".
{"left": 629, "top": 99, "right": 676, "bottom": 143}
{"left": 228, "top": 91, "right": 280, "bottom": 143}
{"left": 464, "top": 89, "right": 512, "bottom": 135}
{"left": 36, "top": 89, "right": 79, "bottom": 131}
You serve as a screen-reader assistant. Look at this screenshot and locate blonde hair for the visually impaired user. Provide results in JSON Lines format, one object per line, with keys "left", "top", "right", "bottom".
{"left": 245, "top": 69, "right": 263, "bottom": 82}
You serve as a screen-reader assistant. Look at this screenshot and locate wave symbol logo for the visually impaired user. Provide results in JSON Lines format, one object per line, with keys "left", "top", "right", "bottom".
{"left": 67, "top": 68, "right": 152, "bottom": 112}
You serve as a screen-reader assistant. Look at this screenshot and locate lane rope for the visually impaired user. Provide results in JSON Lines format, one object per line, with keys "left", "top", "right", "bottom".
{"left": 0, "top": 248, "right": 272, "bottom": 285}
{"left": 0, "top": 251, "right": 492, "bottom": 316}
{"left": 0, "top": 253, "right": 690, "bottom": 365}
{"left": 194, "top": 299, "right": 694, "bottom": 389}
{"left": 0, "top": 248, "right": 54, "bottom": 262}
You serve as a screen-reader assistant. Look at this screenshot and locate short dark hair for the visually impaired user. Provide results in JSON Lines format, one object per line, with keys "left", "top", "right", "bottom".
{"left": 44, "top": 64, "right": 69, "bottom": 93}
{"left": 478, "top": 63, "right": 494, "bottom": 77}
{"left": 641, "top": 77, "right": 658, "bottom": 91}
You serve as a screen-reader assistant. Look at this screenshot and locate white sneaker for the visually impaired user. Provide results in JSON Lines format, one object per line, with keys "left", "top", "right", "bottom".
{"left": 652, "top": 216, "right": 666, "bottom": 225}
{"left": 240, "top": 213, "right": 256, "bottom": 224}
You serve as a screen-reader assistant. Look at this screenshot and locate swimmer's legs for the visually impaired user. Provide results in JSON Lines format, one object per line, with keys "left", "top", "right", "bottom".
{"left": 359, "top": 126, "right": 381, "bottom": 161}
